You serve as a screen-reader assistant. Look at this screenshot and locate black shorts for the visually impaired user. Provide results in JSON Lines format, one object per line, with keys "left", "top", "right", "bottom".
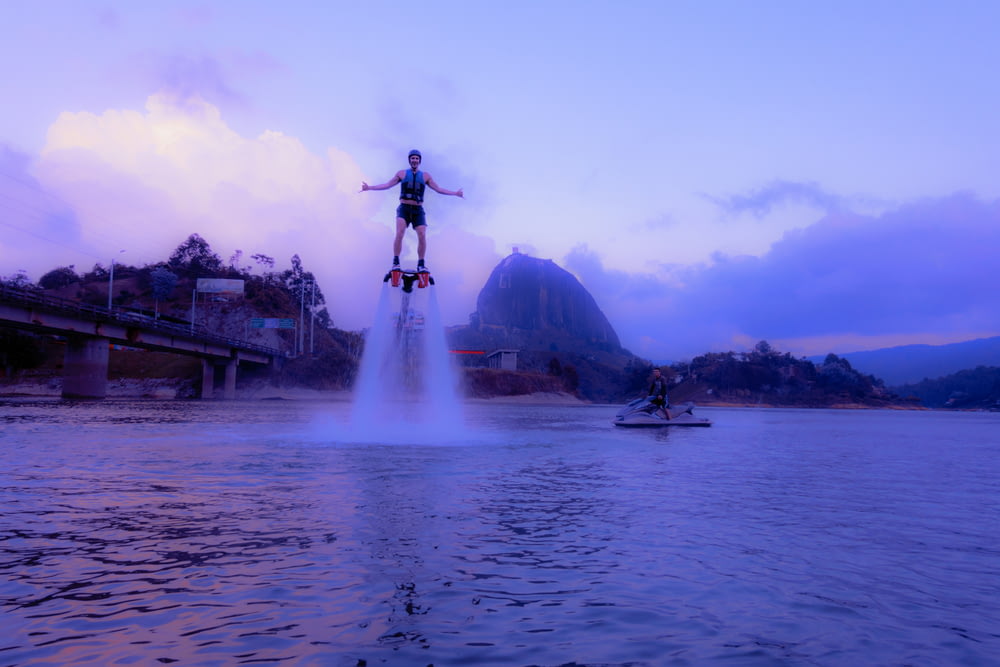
{"left": 397, "top": 203, "right": 427, "bottom": 228}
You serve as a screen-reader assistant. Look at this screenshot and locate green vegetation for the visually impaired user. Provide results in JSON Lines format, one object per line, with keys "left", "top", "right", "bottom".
{"left": 38, "top": 266, "right": 80, "bottom": 290}
{"left": 2, "top": 233, "right": 358, "bottom": 391}
{"left": 662, "top": 342, "right": 902, "bottom": 407}
{"left": 544, "top": 339, "right": 905, "bottom": 407}
{"left": 896, "top": 366, "right": 1000, "bottom": 409}
{"left": 4, "top": 243, "right": 994, "bottom": 408}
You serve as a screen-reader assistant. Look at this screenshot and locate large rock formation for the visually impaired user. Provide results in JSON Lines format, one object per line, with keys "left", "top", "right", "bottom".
{"left": 448, "top": 252, "right": 639, "bottom": 401}
{"left": 471, "top": 252, "right": 621, "bottom": 349}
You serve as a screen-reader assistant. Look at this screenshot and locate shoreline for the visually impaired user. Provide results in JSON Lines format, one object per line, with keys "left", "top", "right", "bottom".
{"left": 0, "top": 384, "right": 932, "bottom": 410}
{"left": 0, "top": 379, "right": 586, "bottom": 405}
{"left": 0, "top": 379, "right": 927, "bottom": 409}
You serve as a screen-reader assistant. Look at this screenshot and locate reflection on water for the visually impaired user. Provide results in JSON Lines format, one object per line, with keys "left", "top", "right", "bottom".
{"left": 1, "top": 398, "right": 999, "bottom": 665}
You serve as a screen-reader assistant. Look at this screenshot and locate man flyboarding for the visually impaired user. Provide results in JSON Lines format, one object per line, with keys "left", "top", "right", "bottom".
{"left": 360, "top": 149, "right": 464, "bottom": 273}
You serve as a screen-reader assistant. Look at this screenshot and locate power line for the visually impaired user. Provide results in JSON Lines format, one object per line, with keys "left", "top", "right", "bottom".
{"left": 0, "top": 165, "right": 159, "bottom": 267}
{"left": 0, "top": 218, "right": 102, "bottom": 262}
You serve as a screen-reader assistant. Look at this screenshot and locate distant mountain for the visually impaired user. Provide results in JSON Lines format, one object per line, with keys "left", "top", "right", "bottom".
{"left": 809, "top": 336, "right": 1000, "bottom": 386}
{"left": 895, "top": 366, "right": 1000, "bottom": 409}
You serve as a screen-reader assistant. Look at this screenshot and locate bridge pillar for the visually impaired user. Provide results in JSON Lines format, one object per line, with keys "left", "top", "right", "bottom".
{"left": 62, "top": 336, "right": 109, "bottom": 399}
{"left": 223, "top": 359, "right": 237, "bottom": 399}
{"left": 201, "top": 359, "right": 215, "bottom": 399}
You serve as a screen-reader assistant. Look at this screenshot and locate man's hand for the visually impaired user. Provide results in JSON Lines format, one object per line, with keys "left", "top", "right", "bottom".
{"left": 360, "top": 182, "right": 370, "bottom": 192}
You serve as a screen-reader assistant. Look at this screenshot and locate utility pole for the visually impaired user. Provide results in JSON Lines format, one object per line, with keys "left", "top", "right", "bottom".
{"left": 310, "top": 281, "right": 316, "bottom": 355}
{"left": 107, "top": 249, "right": 125, "bottom": 310}
{"left": 299, "top": 280, "right": 305, "bottom": 357}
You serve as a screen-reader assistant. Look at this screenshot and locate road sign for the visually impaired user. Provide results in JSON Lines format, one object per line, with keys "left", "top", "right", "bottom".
{"left": 250, "top": 318, "right": 296, "bottom": 329}
{"left": 197, "top": 278, "right": 245, "bottom": 295}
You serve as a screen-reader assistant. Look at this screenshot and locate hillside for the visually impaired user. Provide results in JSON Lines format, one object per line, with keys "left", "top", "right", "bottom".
{"left": 1, "top": 234, "right": 361, "bottom": 394}
{"left": 661, "top": 343, "right": 908, "bottom": 408}
{"left": 1, "top": 241, "right": 964, "bottom": 407}
{"left": 809, "top": 336, "right": 1000, "bottom": 386}
{"left": 895, "top": 366, "right": 1000, "bottom": 409}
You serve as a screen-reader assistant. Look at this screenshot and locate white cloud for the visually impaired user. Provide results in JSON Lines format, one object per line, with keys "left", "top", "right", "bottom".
{"left": 565, "top": 193, "right": 1000, "bottom": 361}
{"left": 10, "top": 93, "right": 998, "bottom": 358}
{"left": 25, "top": 93, "right": 499, "bottom": 330}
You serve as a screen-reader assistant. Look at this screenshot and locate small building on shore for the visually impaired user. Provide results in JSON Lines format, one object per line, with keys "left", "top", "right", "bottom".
{"left": 486, "top": 349, "right": 519, "bottom": 371}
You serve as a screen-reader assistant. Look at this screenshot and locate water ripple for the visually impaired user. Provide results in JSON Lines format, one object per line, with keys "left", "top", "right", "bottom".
{"left": 1, "top": 401, "right": 999, "bottom": 665}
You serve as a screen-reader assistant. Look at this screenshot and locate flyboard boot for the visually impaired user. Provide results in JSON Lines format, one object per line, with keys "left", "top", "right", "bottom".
{"left": 389, "top": 267, "right": 403, "bottom": 287}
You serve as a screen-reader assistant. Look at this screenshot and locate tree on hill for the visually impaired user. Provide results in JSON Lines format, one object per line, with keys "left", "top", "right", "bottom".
{"left": 81, "top": 263, "right": 109, "bottom": 281}
{"left": 280, "top": 254, "right": 332, "bottom": 329}
{"left": 675, "top": 343, "right": 895, "bottom": 406}
{"left": 251, "top": 253, "right": 276, "bottom": 277}
{"left": 149, "top": 266, "right": 178, "bottom": 318}
{"left": 168, "top": 233, "right": 224, "bottom": 278}
{"left": 817, "top": 353, "right": 885, "bottom": 400}
{"left": 897, "top": 366, "right": 1000, "bottom": 409}
{"left": 1, "top": 270, "right": 35, "bottom": 289}
{"left": 38, "top": 266, "right": 79, "bottom": 290}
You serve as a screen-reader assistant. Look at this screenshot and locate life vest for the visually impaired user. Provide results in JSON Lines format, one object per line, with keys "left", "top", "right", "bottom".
{"left": 400, "top": 169, "right": 426, "bottom": 203}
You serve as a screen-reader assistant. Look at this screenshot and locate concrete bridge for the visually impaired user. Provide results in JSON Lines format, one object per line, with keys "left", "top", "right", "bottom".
{"left": 0, "top": 284, "right": 286, "bottom": 399}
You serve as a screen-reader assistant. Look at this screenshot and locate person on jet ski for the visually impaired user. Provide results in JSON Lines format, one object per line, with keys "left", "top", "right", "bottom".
{"left": 648, "top": 368, "right": 670, "bottom": 420}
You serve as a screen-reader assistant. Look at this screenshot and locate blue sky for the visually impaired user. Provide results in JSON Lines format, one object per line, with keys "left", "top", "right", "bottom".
{"left": 2, "top": 0, "right": 998, "bottom": 361}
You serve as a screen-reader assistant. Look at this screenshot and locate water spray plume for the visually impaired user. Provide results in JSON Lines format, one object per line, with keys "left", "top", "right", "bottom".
{"left": 349, "top": 280, "right": 464, "bottom": 440}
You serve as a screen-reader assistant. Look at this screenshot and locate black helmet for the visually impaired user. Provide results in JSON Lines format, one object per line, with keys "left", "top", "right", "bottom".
{"left": 408, "top": 149, "right": 422, "bottom": 159}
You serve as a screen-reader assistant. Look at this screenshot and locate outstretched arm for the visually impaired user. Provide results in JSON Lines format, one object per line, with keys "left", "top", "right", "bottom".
{"left": 360, "top": 171, "right": 403, "bottom": 193}
{"left": 424, "top": 172, "right": 464, "bottom": 198}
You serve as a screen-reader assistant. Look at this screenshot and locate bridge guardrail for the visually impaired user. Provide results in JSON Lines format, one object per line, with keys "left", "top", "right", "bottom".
{"left": 0, "top": 283, "right": 287, "bottom": 358}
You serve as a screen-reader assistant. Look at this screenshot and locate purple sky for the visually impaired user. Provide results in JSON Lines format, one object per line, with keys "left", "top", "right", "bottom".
{"left": 2, "top": 1, "right": 998, "bottom": 360}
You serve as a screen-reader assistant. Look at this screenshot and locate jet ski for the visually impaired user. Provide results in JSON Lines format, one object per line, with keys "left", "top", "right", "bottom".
{"left": 612, "top": 397, "right": 712, "bottom": 427}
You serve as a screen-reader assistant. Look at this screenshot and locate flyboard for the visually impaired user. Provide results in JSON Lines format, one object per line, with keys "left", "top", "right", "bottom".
{"left": 383, "top": 267, "right": 434, "bottom": 292}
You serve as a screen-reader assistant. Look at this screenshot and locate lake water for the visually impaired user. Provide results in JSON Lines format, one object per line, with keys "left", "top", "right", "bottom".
{"left": 1, "top": 398, "right": 998, "bottom": 666}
